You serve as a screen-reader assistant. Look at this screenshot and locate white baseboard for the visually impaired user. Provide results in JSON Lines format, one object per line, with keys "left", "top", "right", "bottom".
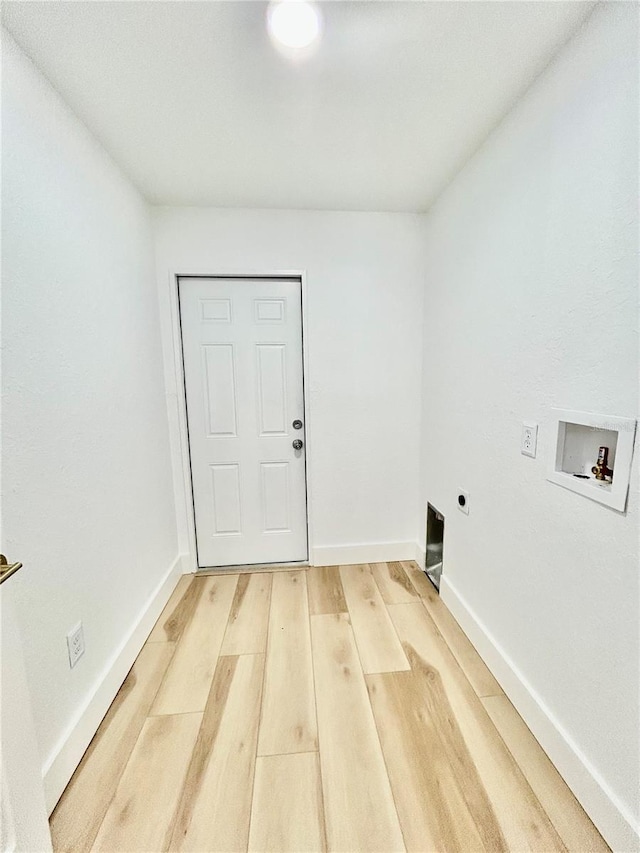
{"left": 42, "top": 556, "right": 183, "bottom": 814}
{"left": 440, "top": 575, "right": 640, "bottom": 853}
{"left": 414, "top": 542, "right": 426, "bottom": 570}
{"left": 311, "top": 541, "right": 416, "bottom": 567}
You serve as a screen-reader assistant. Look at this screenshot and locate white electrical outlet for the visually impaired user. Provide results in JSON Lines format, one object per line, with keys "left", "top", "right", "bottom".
{"left": 67, "top": 622, "right": 85, "bottom": 668}
{"left": 521, "top": 422, "right": 538, "bottom": 458}
{"left": 457, "top": 489, "right": 470, "bottom": 514}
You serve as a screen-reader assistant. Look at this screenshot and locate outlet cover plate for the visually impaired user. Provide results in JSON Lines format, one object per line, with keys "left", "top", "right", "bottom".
{"left": 67, "top": 622, "right": 85, "bottom": 668}
{"left": 521, "top": 422, "right": 538, "bottom": 458}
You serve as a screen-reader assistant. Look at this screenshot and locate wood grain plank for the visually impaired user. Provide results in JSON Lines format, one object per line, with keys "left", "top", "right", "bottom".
{"left": 483, "top": 695, "right": 609, "bottom": 852}
{"left": 372, "top": 561, "right": 418, "bottom": 605}
{"left": 389, "top": 602, "right": 566, "bottom": 852}
{"left": 169, "top": 654, "right": 265, "bottom": 852}
{"left": 307, "top": 565, "right": 348, "bottom": 615}
{"left": 151, "top": 574, "right": 238, "bottom": 715}
{"left": 258, "top": 570, "right": 317, "bottom": 755}
{"left": 402, "top": 561, "right": 502, "bottom": 698}
{"left": 248, "top": 752, "right": 326, "bottom": 853}
{"left": 147, "top": 574, "right": 197, "bottom": 643}
{"left": 50, "top": 643, "right": 175, "bottom": 853}
{"left": 401, "top": 559, "right": 437, "bottom": 597}
{"left": 311, "top": 612, "right": 406, "bottom": 852}
{"left": 367, "top": 670, "right": 487, "bottom": 852}
{"left": 53, "top": 566, "right": 594, "bottom": 853}
{"left": 93, "top": 713, "right": 202, "bottom": 852}
{"left": 339, "top": 564, "right": 409, "bottom": 674}
{"left": 221, "top": 572, "right": 272, "bottom": 655}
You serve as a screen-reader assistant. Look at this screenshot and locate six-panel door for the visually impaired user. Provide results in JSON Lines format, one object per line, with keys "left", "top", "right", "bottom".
{"left": 178, "top": 277, "right": 308, "bottom": 567}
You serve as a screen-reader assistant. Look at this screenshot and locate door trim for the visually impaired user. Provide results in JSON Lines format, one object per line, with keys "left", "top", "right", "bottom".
{"left": 169, "top": 271, "right": 314, "bottom": 571}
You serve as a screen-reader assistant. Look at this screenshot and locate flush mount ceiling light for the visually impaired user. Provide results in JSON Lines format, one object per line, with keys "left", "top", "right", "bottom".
{"left": 267, "top": 1, "right": 321, "bottom": 50}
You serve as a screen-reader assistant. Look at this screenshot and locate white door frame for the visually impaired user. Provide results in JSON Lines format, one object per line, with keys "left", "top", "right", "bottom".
{"left": 166, "top": 270, "right": 314, "bottom": 571}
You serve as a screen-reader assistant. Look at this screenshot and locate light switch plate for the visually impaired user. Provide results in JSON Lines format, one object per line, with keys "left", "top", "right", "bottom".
{"left": 521, "top": 422, "right": 538, "bottom": 458}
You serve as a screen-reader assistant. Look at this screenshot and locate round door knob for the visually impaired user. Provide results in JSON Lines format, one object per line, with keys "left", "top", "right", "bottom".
{"left": 292, "top": 419, "right": 303, "bottom": 430}
{"left": 292, "top": 439, "right": 304, "bottom": 451}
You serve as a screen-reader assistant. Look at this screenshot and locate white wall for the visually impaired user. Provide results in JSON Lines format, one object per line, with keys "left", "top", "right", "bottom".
{"left": 418, "top": 4, "right": 639, "bottom": 849}
{"left": 153, "top": 208, "right": 425, "bottom": 567}
{"left": 2, "top": 33, "right": 179, "bottom": 809}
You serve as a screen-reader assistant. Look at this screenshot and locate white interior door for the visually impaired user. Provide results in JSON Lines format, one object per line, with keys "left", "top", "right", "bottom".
{"left": 179, "top": 277, "right": 308, "bottom": 567}
{"left": 1, "top": 568, "right": 53, "bottom": 853}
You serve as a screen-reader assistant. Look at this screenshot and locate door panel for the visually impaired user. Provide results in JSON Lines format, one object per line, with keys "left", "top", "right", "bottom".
{"left": 179, "top": 277, "right": 308, "bottom": 567}
{"left": 261, "top": 462, "right": 291, "bottom": 532}
{"left": 210, "top": 464, "right": 242, "bottom": 535}
{"left": 203, "top": 345, "right": 238, "bottom": 436}
{"left": 256, "top": 344, "right": 287, "bottom": 435}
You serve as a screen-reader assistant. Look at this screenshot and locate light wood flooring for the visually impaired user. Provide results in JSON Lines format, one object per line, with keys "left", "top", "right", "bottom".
{"left": 50, "top": 562, "right": 608, "bottom": 852}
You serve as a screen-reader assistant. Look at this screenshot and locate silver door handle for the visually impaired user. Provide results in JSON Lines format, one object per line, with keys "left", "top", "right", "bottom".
{"left": 292, "top": 439, "right": 303, "bottom": 451}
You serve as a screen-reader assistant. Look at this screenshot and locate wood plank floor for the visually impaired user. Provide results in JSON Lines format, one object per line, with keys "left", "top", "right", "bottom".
{"left": 50, "top": 562, "right": 609, "bottom": 853}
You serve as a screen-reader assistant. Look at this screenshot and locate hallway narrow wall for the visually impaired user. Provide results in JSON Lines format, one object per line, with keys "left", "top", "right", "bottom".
{"left": 418, "top": 4, "right": 639, "bottom": 849}
{"left": 153, "top": 208, "right": 425, "bottom": 568}
{"left": 2, "top": 32, "right": 179, "bottom": 809}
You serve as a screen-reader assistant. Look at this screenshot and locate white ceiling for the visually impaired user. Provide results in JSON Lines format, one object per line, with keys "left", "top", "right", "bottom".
{"left": 2, "top": 1, "right": 595, "bottom": 212}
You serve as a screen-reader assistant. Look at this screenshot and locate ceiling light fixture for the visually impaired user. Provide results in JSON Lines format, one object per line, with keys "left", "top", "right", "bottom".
{"left": 267, "top": 1, "right": 321, "bottom": 51}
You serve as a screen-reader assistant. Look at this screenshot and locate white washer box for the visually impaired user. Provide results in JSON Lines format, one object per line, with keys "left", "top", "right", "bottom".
{"left": 547, "top": 408, "right": 637, "bottom": 512}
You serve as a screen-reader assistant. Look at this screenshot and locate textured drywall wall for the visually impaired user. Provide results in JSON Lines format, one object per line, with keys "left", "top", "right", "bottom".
{"left": 2, "top": 32, "right": 178, "bottom": 775}
{"left": 152, "top": 208, "right": 425, "bottom": 563}
{"left": 418, "top": 3, "right": 638, "bottom": 846}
